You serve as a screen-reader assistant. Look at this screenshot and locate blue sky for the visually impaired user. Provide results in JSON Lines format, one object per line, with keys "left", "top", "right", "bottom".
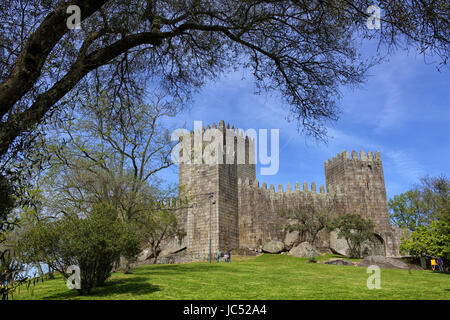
{"left": 160, "top": 47, "right": 450, "bottom": 201}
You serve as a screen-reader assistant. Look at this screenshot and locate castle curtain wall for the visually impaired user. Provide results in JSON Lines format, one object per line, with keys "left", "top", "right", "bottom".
{"left": 179, "top": 121, "right": 401, "bottom": 258}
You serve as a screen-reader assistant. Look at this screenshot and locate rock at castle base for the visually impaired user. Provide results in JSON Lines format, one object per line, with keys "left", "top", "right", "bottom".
{"left": 283, "top": 230, "right": 300, "bottom": 250}
{"left": 157, "top": 251, "right": 193, "bottom": 265}
{"left": 329, "top": 230, "right": 350, "bottom": 256}
{"left": 289, "top": 242, "right": 319, "bottom": 258}
{"left": 358, "top": 255, "right": 410, "bottom": 269}
{"left": 159, "top": 237, "right": 187, "bottom": 257}
{"left": 324, "top": 259, "right": 354, "bottom": 266}
{"left": 137, "top": 237, "right": 187, "bottom": 263}
{"left": 137, "top": 247, "right": 152, "bottom": 262}
{"left": 262, "top": 240, "right": 285, "bottom": 254}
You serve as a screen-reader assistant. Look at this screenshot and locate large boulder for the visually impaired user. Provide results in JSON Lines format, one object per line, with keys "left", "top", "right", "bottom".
{"left": 137, "top": 247, "right": 153, "bottom": 262}
{"left": 262, "top": 240, "right": 285, "bottom": 254}
{"left": 329, "top": 230, "right": 350, "bottom": 256}
{"left": 157, "top": 251, "right": 193, "bottom": 264}
{"left": 283, "top": 230, "right": 300, "bottom": 250}
{"left": 289, "top": 242, "right": 319, "bottom": 258}
{"left": 137, "top": 237, "right": 187, "bottom": 262}
{"left": 160, "top": 237, "right": 187, "bottom": 256}
{"left": 358, "top": 255, "right": 410, "bottom": 269}
{"left": 324, "top": 259, "right": 354, "bottom": 266}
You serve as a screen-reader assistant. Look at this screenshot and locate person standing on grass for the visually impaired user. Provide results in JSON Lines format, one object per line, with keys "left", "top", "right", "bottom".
{"left": 227, "top": 250, "right": 231, "bottom": 263}
{"left": 431, "top": 258, "right": 437, "bottom": 271}
{"left": 217, "top": 250, "right": 222, "bottom": 263}
{"left": 437, "top": 257, "right": 444, "bottom": 272}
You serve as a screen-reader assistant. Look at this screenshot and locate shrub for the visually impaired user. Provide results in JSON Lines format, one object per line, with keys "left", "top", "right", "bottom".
{"left": 18, "top": 203, "right": 141, "bottom": 295}
{"left": 332, "top": 214, "right": 375, "bottom": 258}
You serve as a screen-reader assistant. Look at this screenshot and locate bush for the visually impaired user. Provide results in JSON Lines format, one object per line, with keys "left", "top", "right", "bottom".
{"left": 400, "top": 219, "right": 450, "bottom": 261}
{"left": 18, "top": 203, "right": 141, "bottom": 295}
{"left": 332, "top": 214, "right": 375, "bottom": 258}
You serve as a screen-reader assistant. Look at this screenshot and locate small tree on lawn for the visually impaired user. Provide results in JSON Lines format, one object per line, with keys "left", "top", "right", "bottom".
{"left": 400, "top": 220, "right": 450, "bottom": 263}
{"left": 18, "top": 202, "right": 141, "bottom": 295}
{"left": 332, "top": 214, "right": 375, "bottom": 258}
{"left": 281, "top": 204, "right": 333, "bottom": 262}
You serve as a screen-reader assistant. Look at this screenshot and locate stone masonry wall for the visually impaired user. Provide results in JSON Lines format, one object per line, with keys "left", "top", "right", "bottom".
{"left": 178, "top": 121, "right": 401, "bottom": 258}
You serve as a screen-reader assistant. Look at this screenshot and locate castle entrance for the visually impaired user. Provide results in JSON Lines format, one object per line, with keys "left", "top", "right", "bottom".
{"left": 362, "top": 233, "right": 386, "bottom": 256}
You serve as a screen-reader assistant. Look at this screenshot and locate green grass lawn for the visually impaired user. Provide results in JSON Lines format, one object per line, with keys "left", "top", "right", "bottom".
{"left": 12, "top": 254, "right": 450, "bottom": 300}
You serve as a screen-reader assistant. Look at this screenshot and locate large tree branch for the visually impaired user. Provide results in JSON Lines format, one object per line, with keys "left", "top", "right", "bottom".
{"left": 0, "top": 21, "right": 261, "bottom": 157}
{"left": 0, "top": 0, "right": 108, "bottom": 120}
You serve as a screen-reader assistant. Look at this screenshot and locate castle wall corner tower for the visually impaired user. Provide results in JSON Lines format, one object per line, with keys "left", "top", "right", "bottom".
{"left": 179, "top": 121, "right": 401, "bottom": 259}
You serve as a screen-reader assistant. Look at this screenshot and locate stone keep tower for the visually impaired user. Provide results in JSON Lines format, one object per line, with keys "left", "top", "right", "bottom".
{"left": 179, "top": 120, "right": 255, "bottom": 259}
{"left": 324, "top": 150, "right": 393, "bottom": 254}
{"left": 179, "top": 121, "right": 401, "bottom": 258}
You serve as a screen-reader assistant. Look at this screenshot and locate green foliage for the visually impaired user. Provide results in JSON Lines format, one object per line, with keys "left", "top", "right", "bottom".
{"left": 391, "top": 175, "right": 449, "bottom": 261}
{"left": 419, "top": 174, "right": 449, "bottom": 222}
{"left": 332, "top": 214, "right": 375, "bottom": 258}
{"left": 0, "top": 174, "right": 27, "bottom": 300}
{"left": 10, "top": 254, "right": 450, "bottom": 300}
{"left": 388, "top": 190, "right": 431, "bottom": 231}
{"left": 281, "top": 204, "right": 334, "bottom": 262}
{"left": 389, "top": 175, "right": 449, "bottom": 231}
{"left": 400, "top": 220, "right": 450, "bottom": 260}
{"left": 18, "top": 202, "right": 141, "bottom": 295}
{"left": 134, "top": 202, "right": 184, "bottom": 264}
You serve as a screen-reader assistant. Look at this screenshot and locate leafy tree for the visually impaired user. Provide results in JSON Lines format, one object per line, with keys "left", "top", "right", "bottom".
{"left": 331, "top": 213, "right": 375, "bottom": 258}
{"left": 400, "top": 220, "right": 450, "bottom": 262}
{"left": 41, "top": 91, "right": 181, "bottom": 272}
{"left": 281, "top": 204, "right": 334, "bottom": 262}
{"left": 419, "top": 174, "right": 449, "bottom": 221}
{"left": 389, "top": 175, "right": 449, "bottom": 231}
{"left": 389, "top": 190, "right": 432, "bottom": 231}
{"left": 138, "top": 199, "right": 185, "bottom": 264}
{"left": 0, "top": 0, "right": 449, "bottom": 161}
{"left": 0, "top": 174, "right": 28, "bottom": 300}
{"left": 18, "top": 202, "right": 141, "bottom": 295}
{"left": 395, "top": 175, "right": 449, "bottom": 263}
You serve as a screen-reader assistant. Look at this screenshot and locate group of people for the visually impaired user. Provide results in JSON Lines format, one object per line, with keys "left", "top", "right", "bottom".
{"left": 430, "top": 257, "right": 445, "bottom": 272}
{"left": 217, "top": 250, "right": 231, "bottom": 263}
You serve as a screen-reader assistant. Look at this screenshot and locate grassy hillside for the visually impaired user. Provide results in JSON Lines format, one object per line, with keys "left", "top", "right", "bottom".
{"left": 12, "top": 254, "right": 450, "bottom": 300}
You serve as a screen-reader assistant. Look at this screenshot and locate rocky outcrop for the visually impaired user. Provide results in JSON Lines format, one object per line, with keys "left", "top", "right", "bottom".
{"left": 283, "top": 230, "right": 300, "bottom": 250}
{"left": 262, "top": 240, "right": 285, "bottom": 253}
{"left": 157, "top": 251, "right": 193, "bottom": 265}
{"left": 358, "top": 255, "right": 411, "bottom": 269}
{"left": 137, "top": 237, "right": 187, "bottom": 263}
{"left": 324, "top": 259, "right": 354, "bottom": 266}
{"left": 160, "top": 237, "right": 187, "bottom": 257}
{"left": 289, "top": 242, "right": 319, "bottom": 258}
{"left": 329, "top": 230, "right": 350, "bottom": 256}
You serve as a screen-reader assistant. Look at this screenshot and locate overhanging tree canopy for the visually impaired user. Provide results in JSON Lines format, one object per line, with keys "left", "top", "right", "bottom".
{"left": 0, "top": 0, "right": 449, "bottom": 158}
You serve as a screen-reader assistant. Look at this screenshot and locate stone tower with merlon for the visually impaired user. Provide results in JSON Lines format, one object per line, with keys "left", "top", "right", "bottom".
{"left": 179, "top": 121, "right": 255, "bottom": 259}
{"left": 179, "top": 121, "right": 402, "bottom": 259}
{"left": 324, "top": 150, "right": 398, "bottom": 255}
{"left": 324, "top": 150, "right": 391, "bottom": 230}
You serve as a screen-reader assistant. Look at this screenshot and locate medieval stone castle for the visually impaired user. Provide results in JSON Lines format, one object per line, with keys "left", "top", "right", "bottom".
{"left": 178, "top": 120, "right": 402, "bottom": 259}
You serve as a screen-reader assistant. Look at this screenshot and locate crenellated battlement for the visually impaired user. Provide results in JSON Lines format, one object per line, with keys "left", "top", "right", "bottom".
{"left": 237, "top": 178, "right": 329, "bottom": 195}
{"left": 324, "top": 150, "right": 381, "bottom": 168}
{"left": 180, "top": 121, "right": 256, "bottom": 167}
{"left": 180, "top": 120, "right": 396, "bottom": 258}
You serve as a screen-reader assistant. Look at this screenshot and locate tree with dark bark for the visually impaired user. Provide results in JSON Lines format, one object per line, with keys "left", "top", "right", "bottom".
{"left": 0, "top": 0, "right": 449, "bottom": 161}
{"left": 331, "top": 213, "right": 375, "bottom": 258}
{"left": 281, "top": 203, "right": 334, "bottom": 262}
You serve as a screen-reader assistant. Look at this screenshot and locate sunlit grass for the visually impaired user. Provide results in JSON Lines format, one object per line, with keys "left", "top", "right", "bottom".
{"left": 12, "top": 254, "right": 450, "bottom": 300}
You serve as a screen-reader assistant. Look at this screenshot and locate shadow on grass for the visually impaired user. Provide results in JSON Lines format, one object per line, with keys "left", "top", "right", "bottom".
{"left": 39, "top": 276, "right": 160, "bottom": 300}
{"left": 135, "top": 263, "right": 239, "bottom": 276}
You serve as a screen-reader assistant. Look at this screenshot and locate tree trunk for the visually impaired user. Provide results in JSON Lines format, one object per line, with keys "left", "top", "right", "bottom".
{"left": 46, "top": 263, "right": 54, "bottom": 279}
{"left": 35, "top": 262, "right": 44, "bottom": 277}
{"left": 119, "top": 257, "right": 133, "bottom": 274}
